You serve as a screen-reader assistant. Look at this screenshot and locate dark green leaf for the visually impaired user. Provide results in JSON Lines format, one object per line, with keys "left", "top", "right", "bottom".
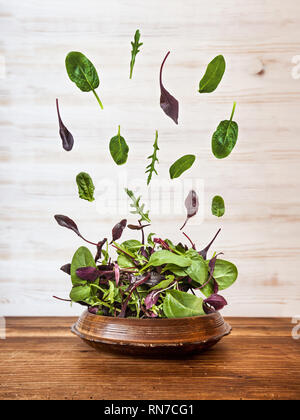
{"left": 70, "top": 246, "right": 97, "bottom": 286}
{"left": 109, "top": 126, "right": 129, "bottom": 165}
{"left": 199, "top": 55, "right": 226, "bottom": 93}
{"left": 130, "top": 29, "right": 143, "bottom": 79}
{"left": 212, "top": 102, "right": 238, "bottom": 159}
{"left": 163, "top": 290, "right": 205, "bottom": 318}
{"left": 200, "top": 259, "right": 238, "bottom": 297}
{"left": 169, "top": 155, "right": 196, "bottom": 179}
{"left": 212, "top": 195, "right": 225, "bottom": 217}
{"left": 125, "top": 188, "right": 151, "bottom": 223}
{"left": 144, "top": 250, "right": 192, "bottom": 271}
{"left": 65, "top": 51, "right": 103, "bottom": 109}
{"left": 145, "top": 130, "right": 159, "bottom": 185}
{"left": 76, "top": 172, "right": 95, "bottom": 202}
{"left": 149, "top": 276, "right": 175, "bottom": 291}
{"left": 185, "top": 249, "right": 207, "bottom": 285}
{"left": 70, "top": 284, "right": 91, "bottom": 302}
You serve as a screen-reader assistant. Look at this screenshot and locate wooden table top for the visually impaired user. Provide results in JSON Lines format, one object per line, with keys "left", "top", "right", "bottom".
{"left": 0, "top": 317, "right": 299, "bottom": 400}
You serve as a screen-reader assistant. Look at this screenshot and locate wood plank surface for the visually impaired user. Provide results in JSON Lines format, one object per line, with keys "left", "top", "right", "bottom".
{"left": 1, "top": 0, "right": 300, "bottom": 317}
{"left": 0, "top": 317, "right": 299, "bottom": 400}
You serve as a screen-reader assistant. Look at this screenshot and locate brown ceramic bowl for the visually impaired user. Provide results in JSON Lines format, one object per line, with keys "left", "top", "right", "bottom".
{"left": 71, "top": 310, "right": 232, "bottom": 356}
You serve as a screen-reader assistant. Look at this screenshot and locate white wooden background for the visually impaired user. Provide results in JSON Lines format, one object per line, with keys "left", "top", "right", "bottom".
{"left": 0, "top": 0, "right": 300, "bottom": 316}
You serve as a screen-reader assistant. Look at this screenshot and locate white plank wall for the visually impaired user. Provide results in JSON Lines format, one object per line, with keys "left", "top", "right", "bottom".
{"left": 0, "top": 0, "right": 300, "bottom": 316}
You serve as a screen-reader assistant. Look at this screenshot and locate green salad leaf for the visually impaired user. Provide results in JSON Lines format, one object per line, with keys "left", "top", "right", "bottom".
{"left": 109, "top": 126, "right": 129, "bottom": 165}
{"left": 199, "top": 55, "right": 226, "bottom": 93}
{"left": 212, "top": 102, "right": 238, "bottom": 159}
{"left": 212, "top": 195, "right": 225, "bottom": 217}
{"left": 76, "top": 172, "right": 95, "bottom": 202}
{"left": 169, "top": 155, "right": 196, "bottom": 179}
{"left": 65, "top": 51, "right": 103, "bottom": 109}
{"left": 163, "top": 290, "right": 205, "bottom": 318}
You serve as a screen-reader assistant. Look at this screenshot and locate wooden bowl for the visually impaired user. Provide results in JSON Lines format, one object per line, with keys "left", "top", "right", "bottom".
{"left": 71, "top": 310, "right": 232, "bottom": 356}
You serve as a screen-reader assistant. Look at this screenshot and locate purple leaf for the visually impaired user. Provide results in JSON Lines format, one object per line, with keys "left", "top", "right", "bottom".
{"left": 160, "top": 52, "right": 179, "bottom": 124}
{"left": 180, "top": 190, "right": 199, "bottom": 230}
{"left": 204, "top": 294, "right": 227, "bottom": 311}
{"left": 76, "top": 266, "right": 100, "bottom": 282}
{"left": 60, "top": 263, "right": 71, "bottom": 275}
{"left": 114, "top": 263, "right": 120, "bottom": 286}
{"left": 54, "top": 215, "right": 81, "bottom": 237}
{"left": 54, "top": 214, "right": 98, "bottom": 246}
{"left": 111, "top": 219, "right": 127, "bottom": 243}
{"left": 56, "top": 99, "right": 74, "bottom": 151}
{"left": 128, "top": 224, "right": 151, "bottom": 230}
{"left": 199, "top": 228, "right": 221, "bottom": 260}
{"left": 94, "top": 238, "right": 107, "bottom": 262}
{"left": 144, "top": 290, "right": 160, "bottom": 310}
{"left": 88, "top": 306, "right": 99, "bottom": 314}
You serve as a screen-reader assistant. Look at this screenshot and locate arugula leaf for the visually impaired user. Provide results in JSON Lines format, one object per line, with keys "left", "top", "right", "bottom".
{"left": 130, "top": 29, "right": 143, "bottom": 79}
{"left": 70, "top": 246, "right": 97, "bottom": 286}
{"left": 160, "top": 51, "right": 179, "bottom": 124}
{"left": 212, "top": 195, "right": 225, "bottom": 217}
{"left": 109, "top": 126, "right": 129, "bottom": 165}
{"left": 76, "top": 172, "right": 95, "bottom": 202}
{"left": 169, "top": 155, "right": 196, "bottom": 179}
{"left": 145, "top": 130, "right": 159, "bottom": 185}
{"left": 125, "top": 188, "right": 151, "bottom": 223}
{"left": 212, "top": 102, "right": 238, "bottom": 159}
{"left": 163, "top": 290, "right": 205, "bottom": 318}
{"left": 65, "top": 51, "right": 103, "bottom": 109}
{"left": 56, "top": 99, "right": 74, "bottom": 151}
{"left": 199, "top": 55, "right": 226, "bottom": 93}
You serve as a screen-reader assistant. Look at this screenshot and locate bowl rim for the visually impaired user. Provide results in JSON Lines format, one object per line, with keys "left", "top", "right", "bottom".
{"left": 83, "top": 310, "right": 221, "bottom": 322}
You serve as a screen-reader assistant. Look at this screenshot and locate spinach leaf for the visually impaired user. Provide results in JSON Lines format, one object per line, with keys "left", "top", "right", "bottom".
{"left": 76, "top": 172, "right": 95, "bottom": 202}
{"left": 70, "top": 284, "right": 91, "bottom": 302}
{"left": 130, "top": 29, "right": 143, "bottom": 79}
{"left": 212, "top": 195, "right": 225, "bottom": 217}
{"left": 56, "top": 99, "right": 74, "bottom": 151}
{"left": 145, "top": 130, "right": 159, "bottom": 185}
{"left": 185, "top": 249, "right": 207, "bottom": 285}
{"left": 109, "top": 126, "right": 129, "bottom": 165}
{"left": 180, "top": 190, "right": 199, "bottom": 230}
{"left": 198, "top": 55, "right": 226, "bottom": 93}
{"left": 65, "top": 51, "right": 103, "bottom": 109}
{"left": 212, "top": 102, "right": 238, "bottom": 159}
{"left": 149, "top": 276, "right": 175, "bottom": 291}
{"left": 125, "top": 188, "right": 151, "bottom": 223}
{"left": 160, "top": 51, "right": 179, "bottom": 124}
{"left": 163, "top": 290, "right": 205, "bottom": 318}
{"left": 70, "top": 246, "right": 97, "bottom": 286}
{"left": 200, "top": 259, "right": 238, "bottom": 297}
{"left": 117, "top": 253, "right": 134, "bottom": 269}
{"left": 169, "top": 155, "right": 196, "bottom": 179}
{"left": 161, "top": 264, "right": 188, "bottom": 277}
{"left": 121, "top": 240, "right": 143, "bottom": 253}
{"left": 143, "top": 250, "right": 192, "bottom": 271}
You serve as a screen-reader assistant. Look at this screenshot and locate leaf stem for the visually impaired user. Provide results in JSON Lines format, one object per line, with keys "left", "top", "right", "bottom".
{"left": 92, "top": 89, "right": 104, "bottom": 110}
{"left": 229, "top": 101, "right": 237, "bottom": 122}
